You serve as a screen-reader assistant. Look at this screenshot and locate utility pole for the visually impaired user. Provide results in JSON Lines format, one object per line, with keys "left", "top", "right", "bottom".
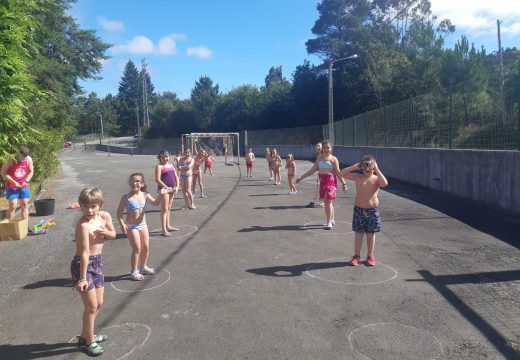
{"left": 497, "top": 19, "right": 506, "bottom": 126}
{"left": 99, "top": 112, "right": 104, "bottom": 145}
{"left": 141, "top": 59, "right": 150, "bottom": 128}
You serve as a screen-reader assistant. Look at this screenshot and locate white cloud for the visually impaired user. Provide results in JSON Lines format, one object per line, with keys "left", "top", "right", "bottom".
{"left": 157, "top": 33, "right": 187, "bottom": 55}
{"left": 111, "top": 33, "right": 188, "bottom": 56}
{"left": 98, "top": 16, "right": 124, "bottom": 32}
{"left": 187, "top": 46, "right": 214, "bottom": 59}
{"left": 111, "top": 36, "right": 154, "bottom": 55}
{"left": 430, "top": 0, "right": 520, "bottom": 36}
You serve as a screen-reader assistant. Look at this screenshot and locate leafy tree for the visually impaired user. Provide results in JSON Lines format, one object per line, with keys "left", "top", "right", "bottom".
{"left": 190, "top": 76, "right": 220, "bottom": 129}
{"left": 291, "top": 61, "right": 328, "bottom": 125}
{"left": 265, "top": 66, "right": 284, "bottom": 88}
{"left": 0, "top": 0, "right": 42, "bottom": 159}
{"left": 214, "top": 85, "right": 262, "bottom": 131}
{"left": 28, "top": 0, "right": 109, "bottom": 133}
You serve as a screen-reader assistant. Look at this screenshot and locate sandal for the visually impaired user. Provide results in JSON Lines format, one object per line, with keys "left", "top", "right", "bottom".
{"left": 77, "top": 335, "right": 108, "bottom": 346}
{"left": 85, "top": 342, "right": 104, "bottom": 357}
{"left": 130, "top": 271, "right": 144, "bottom": 281}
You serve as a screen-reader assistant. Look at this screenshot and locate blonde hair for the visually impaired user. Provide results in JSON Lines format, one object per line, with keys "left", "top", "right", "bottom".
{"left": 78, "top": 187, "right": 104, "bottom": 207}
{"left": 286, "top": 153, "right": 294, "bottom": 162}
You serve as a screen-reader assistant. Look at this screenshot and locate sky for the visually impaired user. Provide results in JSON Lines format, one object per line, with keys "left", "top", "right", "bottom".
{"left": 71, "top": 0, "right": 520, "bottom": 100}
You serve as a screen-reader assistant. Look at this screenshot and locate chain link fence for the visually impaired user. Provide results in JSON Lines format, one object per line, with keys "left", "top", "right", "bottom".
{"left": 248, "top": 70, "right": 519, "bottom": 151}
{"left": 331, "top": 73, "right": 520, "bottom": 150}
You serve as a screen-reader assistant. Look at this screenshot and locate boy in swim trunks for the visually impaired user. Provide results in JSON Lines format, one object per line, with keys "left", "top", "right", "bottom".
{"left": 340, "top": 155, "right": 388, "bottom": 266}
{"left": 245, "top": 147, "right": 255, "bottom": 177}
{"left": 71, "top": 187, "right": 116, "bottom": 356}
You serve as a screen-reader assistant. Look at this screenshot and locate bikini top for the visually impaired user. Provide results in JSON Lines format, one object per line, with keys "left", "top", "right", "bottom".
{"left": 126, "top": 193, "right": 146, "bottom": 211}
{"left": 318, "top": 160, "right": 334, "bottom": 170}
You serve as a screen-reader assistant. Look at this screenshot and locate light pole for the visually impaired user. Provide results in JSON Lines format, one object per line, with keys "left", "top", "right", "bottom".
{"left": 328, "top": 54, "right": 358, "bottom": 142}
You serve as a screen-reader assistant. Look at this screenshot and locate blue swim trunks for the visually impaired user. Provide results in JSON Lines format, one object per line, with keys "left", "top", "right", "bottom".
{"left": 352, "top": 205, "right": 382, "bottom": 233}
{"left": 6, "top": 187, "right": 31, "bottom": 200}
{"left": 70, "top": 254, "right": 105, "bottom": 290}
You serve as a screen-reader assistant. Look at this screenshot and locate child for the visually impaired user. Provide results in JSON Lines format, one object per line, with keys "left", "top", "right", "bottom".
{"left": 245, "top": 147, "right": 255, "bottom": 177}
{"left": 154, "top": 150, "right": 180, "bottom": 236}
{"left": 179, "top": 149, "right": 195, "bottom": 209}
{"left": 1, "top": 145, "right": 34, "bottom": 219}
{"left": 192, "top": 150, "right": 206, "bottom": 198}
{"left": 286, "top": 154, "right": 297, "bottom": 194}
{"left": 269, "top": 149, "right": 282, "bottom": 185}
{"left": 117, "top": 173, "right": 162, "bottom": 280}
{"left": 265, "top": 147, "right": 273, "bottom": 180}
{"left": 71, "top": 187, "right": 116, "bottom": 356}
{"left": 203, "top": 151, "right": 215, "bottom": 175}
{"left": 173, "top": 151, "right": 182, "bottom": 172}
{"left": 340, "top": 154, "right": 388, "bottom": 266}
{"left": 296, "top": 141, "right": 347, "bottom": 229}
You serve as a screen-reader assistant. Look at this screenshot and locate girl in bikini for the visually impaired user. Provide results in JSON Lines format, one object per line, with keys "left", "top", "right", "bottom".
{"left": 286, "top": 154, "right": 297, "bottom": 194}
{"left": 117, "top": 173, "right": 161, "bottom": 281}
{"left": 179, "top": 149, "right": 195, "bottom": 209}
{"left": 296, "top": 141, "right": 347, "bottom": 229}
{"left": 269, "top": 148, "right": 282, "bottom": 185}
{"left": 192, "top": 150, "right": 206, "bottom": 198}
{"left": 155, "top": 150, "right": 179, "bottom": 236}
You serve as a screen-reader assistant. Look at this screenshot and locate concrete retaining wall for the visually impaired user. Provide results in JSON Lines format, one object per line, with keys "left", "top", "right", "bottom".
{"left": 260, "top": 145, "right": 520, "bottom": 215}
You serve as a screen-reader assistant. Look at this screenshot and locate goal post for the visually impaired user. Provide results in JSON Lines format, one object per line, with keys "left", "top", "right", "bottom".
{"left": 181, "top": 132, "right": 240, "bottom": 165}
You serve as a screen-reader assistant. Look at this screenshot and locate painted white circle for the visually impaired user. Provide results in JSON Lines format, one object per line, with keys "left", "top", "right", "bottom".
{"left": 305, "top": 257, "right": 397, "bottom": 285}
{"left": 110, "top": 269, "right": 171, "bottom": 293}
{"left": 348, "top": 322, "right": 443, "bottom": 360}
{"left": 68, "top": 322, "right": 151, "bottom": 360}
{"left": 303, "top": 220, "right": 351, "bottom": 235}
{"left": 149, "top": 225, "right": 198, "bottom": 239}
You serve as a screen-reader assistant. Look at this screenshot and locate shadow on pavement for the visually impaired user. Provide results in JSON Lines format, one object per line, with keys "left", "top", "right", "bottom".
{"left": 22, "top": 274, "right": 137, "bottom": 289}
{"left": 238, "top": 225, "right": 306, "bottom": 232}
{"left": 0, "top": 342, "right": 78, "bottom": 359}
{"left": 384, "top": 179, "right": 520, "bottom": 249}
{"left": 412, "top": 269, "right": 520, "bottom": 359}
{"left": 247, "top": 260, "right": 347, "bottom": 277}
{"left": 253, "top": 205, "right": 311, "bottom": 210}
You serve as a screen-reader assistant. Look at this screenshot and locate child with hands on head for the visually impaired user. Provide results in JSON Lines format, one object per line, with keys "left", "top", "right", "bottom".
{"left": 339, "top": 155, "right": 388, "bottom": 266}
{"left": 117, "top": 173, "right": 162, "bottom": 281}
{"left": 71, "top": 187, "right": 116, "bottom": 356}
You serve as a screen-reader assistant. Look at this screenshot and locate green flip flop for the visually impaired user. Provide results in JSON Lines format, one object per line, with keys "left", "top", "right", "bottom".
{"left": 77, "top": 334, "right": 108, "bottom": 347}
{"left": 85, "top": 342, "right": 104, "bottom": 357}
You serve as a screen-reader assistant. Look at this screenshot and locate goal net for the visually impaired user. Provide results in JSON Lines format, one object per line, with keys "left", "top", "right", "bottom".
{"left": 181, "top": 132, "right": 240, "bottom": 165}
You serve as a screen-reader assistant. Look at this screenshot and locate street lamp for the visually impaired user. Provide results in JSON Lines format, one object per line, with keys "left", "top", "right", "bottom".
{"left": 328, "top": 54, "right": 358, "bottom": 142}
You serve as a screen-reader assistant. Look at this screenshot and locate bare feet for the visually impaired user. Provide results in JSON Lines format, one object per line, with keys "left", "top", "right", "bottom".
{"left": 167, "top": 226, "right": 179, "bottom": 231}
{"left": 162, "top": 231, "right": 172, "bottom": 237}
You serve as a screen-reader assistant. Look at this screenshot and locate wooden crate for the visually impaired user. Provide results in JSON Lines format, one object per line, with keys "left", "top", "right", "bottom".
{"left": 0, "top": 217, "right": 28, "bottom": 241}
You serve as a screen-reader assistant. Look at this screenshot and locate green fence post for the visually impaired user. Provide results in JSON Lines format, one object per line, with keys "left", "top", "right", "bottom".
{"left": 353, "top": 115, "right": 356, "bottom": 146}
{"left": 383, "top": 107, "right": 387, "bottom": 147}
{"left": 365, "top": 111, "right": 369, "bottom": 146}
{"left": 410, "top": 98, "right": 415, "bottom": 148}
{"left": 449, "top": 81, "right": 453, "bottom": 149}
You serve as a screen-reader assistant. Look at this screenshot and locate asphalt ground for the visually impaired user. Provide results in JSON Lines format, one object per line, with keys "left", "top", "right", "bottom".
{"left": 0, "top": 147, "right": 519, "bottom": 360}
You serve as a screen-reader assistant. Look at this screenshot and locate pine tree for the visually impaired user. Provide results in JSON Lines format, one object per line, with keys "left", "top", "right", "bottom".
{"left": 117, "top": 60, "right": 140, "bottom": 135}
